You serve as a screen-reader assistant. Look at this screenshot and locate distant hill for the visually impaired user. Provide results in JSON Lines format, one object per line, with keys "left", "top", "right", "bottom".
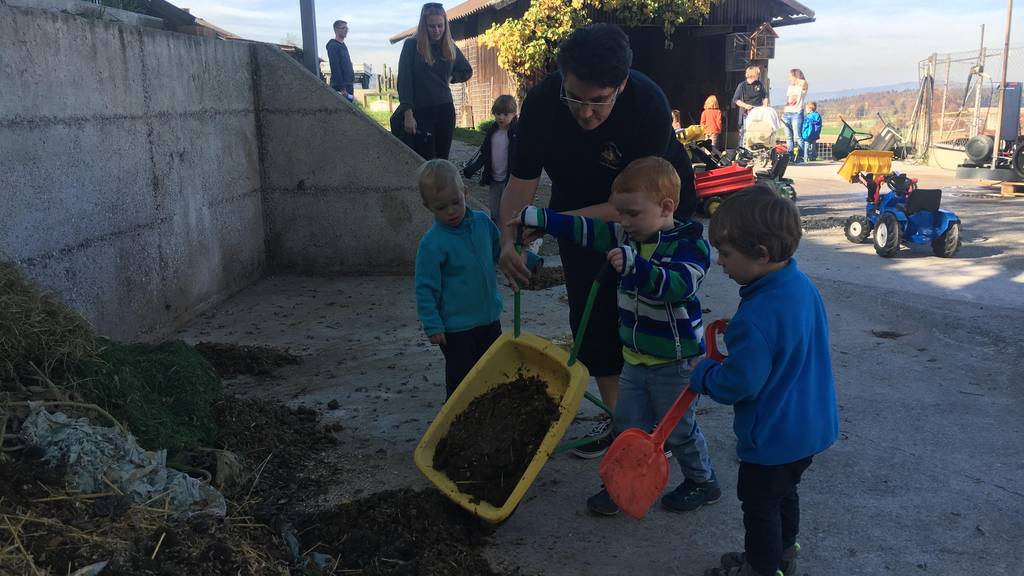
{"left": 769, "top": 81, "right": 920, "bottom": 106}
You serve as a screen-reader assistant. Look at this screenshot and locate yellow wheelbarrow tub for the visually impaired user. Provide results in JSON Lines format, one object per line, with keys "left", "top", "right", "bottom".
{"left": 837, "top": 150, "right": 894, "bottom": 182}
{"left": 413, "top": 331, "right": 590, "bottom": 524}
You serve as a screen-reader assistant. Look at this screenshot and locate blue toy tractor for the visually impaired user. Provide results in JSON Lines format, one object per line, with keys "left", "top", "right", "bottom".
{"left": 843, "top": 172, "right": 962, "bottom": 258}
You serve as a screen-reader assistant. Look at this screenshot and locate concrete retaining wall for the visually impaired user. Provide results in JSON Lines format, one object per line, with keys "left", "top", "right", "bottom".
{"left": 0, "top": 6, "right": 264, "bottom": 340}
{"left": 0, "top": 5, "right": 431, "bottom": 340}
{"left": 254, "top": 45, "right": 432, "bottom": 274}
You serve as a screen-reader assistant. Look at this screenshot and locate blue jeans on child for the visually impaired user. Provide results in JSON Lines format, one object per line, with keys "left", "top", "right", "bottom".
{"left": 782, "top": 112, "right": 803, "bottom": 159}
{"left": 614, "top": 361, "right": 715, "bottom": 483}
{"left": 802, "top": 139, "right": 818, "bottom": 162}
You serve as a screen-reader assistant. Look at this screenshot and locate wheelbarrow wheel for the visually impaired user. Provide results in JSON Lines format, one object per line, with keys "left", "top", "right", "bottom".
{"left": 873, "top": 213, "right": 901, "bottom": 257}
{"left": 843, "top": 215, "right": 872, "bottom": 243}
{"left": 932, "top": 222, "right": 961, "bottom": 258}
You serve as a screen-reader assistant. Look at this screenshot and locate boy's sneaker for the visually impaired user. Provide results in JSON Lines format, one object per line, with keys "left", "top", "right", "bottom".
{"left": 571, "top": 419, "right": 612, "bottom": 459}
{"left": 661, "top": 477, "right": 721, "bottom": 512}
{"left": 703, "top": 563, "right": 776, "bottom": 576}
{"left": 586, "top": 487, "right": 619, "bottom": 516}
{"left": 720, "top": 544, "right": 799, "bottom": 576}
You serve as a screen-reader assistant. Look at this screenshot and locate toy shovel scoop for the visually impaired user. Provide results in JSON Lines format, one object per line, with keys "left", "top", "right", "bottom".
{"left": 599, "top": 319, "right": 729, "bottom": 519}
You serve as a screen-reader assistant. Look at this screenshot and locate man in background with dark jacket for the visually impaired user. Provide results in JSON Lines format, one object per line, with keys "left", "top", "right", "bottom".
{"left": 326, "top": 20, "right": 355, "bottom": 102}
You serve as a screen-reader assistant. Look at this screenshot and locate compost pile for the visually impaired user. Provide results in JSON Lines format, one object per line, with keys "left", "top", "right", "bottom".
{"left": 433, "top": 374, "right": 560, "bottom": 506}
{"left": 0, "top": 261, "right": 532, "bottom": 575}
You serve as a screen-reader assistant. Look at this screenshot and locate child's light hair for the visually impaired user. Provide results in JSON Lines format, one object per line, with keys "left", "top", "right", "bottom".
{"left": 745, "top": 66, "right": 761, "bottom": 78}
{"left": 704, "top": 95, "right": 719, "bottom": 110}
{"left": 806, "top": 101, "right": 817, "bottom": 111}
{"left": 709, "top": 186, "right": 801, "bottom": 262}
{"left": 491, "top": 94, "right": 517, "bottom": 115}
{"left": 417, "top": 159, "right": 464, "bottom": 201}
{"left": 612, "top": 157, "right": 680, "bottom": 205}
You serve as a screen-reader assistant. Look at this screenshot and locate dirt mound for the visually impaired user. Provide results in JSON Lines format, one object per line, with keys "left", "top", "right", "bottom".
{"left": 194, "top": 343, "right": 301, "bottom": 379}
{"left": 214, "top": 397, "right": 340, "bottom": 516}
{"left": 0, "top": 449, "right": 290, "bottom": 575}
{"left": 522, "top": 266, "right": 564, "bottom": 291}
{"left": 298, "top": 488, "right": 513, "bottom": 576}
{"left": 433, "top": 375, "right": 560, "bottom": 507}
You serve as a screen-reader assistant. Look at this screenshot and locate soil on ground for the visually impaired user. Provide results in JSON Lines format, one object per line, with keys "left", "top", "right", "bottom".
{"left": 194, "top": 342, "right": 301, "bottom": 379}
{"left": 297, "top": 488, "right": 523, "bottom": 576}
{"left": 432, "top": 375, "right": 560, "bottom": 507}
{"left": 522, "top": 267, "right": 564, "bottom": 291}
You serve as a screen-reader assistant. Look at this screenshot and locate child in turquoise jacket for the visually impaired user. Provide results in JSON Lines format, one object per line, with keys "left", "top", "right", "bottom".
{"left": 414, "top": 159, "right": 502, "bottom": 398}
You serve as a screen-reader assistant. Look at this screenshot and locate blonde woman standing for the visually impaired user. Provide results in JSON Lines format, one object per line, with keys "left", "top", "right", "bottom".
{"left": 783, "top": 69, "right": 808, "bottom": 162}
{"left": 398, "top": 3, "right": 473, "bottom": 159}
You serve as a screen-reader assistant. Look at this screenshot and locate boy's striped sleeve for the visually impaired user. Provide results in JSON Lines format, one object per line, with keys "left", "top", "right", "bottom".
{"left": 520, "top": 206, "right": 622, "bottom": 251}
{"left": 620, "top": 238, "right": 710, "bottom": 303}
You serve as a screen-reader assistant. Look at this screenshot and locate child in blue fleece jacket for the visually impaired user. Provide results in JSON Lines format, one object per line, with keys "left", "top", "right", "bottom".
{"left": 691, "top": 186, "right": 839, "bottom": 576}
{"left": 414, "top": 159, "right": 502, "bottom": 399}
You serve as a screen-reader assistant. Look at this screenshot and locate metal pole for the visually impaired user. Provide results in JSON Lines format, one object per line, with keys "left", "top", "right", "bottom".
{"left": 939, "top": 57, "right": 951, "bottom": 142}
{"left": 973, "top": 48, "right": 986, "bottom": 137}
{"left": 299, "top": 0, "right": 319, "bottom": 77}
{"left": 991, "top": 0, "right": 1013, "bottom": 169}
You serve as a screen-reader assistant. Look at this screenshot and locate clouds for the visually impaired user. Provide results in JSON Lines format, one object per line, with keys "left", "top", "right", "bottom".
{"left": 177, "top": 0, "right": 1021, "bottom": 92}
{"left": 771, "top": 0, "right": 1022, "bottom": 94}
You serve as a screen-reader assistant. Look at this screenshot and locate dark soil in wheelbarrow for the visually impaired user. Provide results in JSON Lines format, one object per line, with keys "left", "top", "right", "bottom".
{"left": 432, "top": 374, "right": 560, "bottom": 507}
{"left": 522, "top": 266, "right": 564, "bottom": 291}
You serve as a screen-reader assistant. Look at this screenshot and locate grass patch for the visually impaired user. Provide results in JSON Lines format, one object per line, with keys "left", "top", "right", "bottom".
{"left": 69, "top": 339, "right": 223, "bottom": 453}
{"left": 454, "top": 127, "right": 485, "bottom": 147}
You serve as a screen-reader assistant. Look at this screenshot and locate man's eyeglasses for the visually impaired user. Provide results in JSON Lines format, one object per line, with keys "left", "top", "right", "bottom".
{"left": 560, "top": 84, "right": 619, "bottom": 111}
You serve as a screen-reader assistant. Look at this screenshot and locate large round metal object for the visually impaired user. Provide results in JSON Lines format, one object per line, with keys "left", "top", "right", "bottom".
{"left": 965, "top": 135, "right": 995, "bottom": 164}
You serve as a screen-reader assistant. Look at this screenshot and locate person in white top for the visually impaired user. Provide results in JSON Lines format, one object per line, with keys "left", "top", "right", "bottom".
{"left": 782, "top": 69, "right": 808, "bottom": 163}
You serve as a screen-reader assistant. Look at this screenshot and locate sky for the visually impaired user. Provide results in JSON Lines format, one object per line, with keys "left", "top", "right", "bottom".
{"left": 177, "top": 0, "right": 1024, "bottom": 95}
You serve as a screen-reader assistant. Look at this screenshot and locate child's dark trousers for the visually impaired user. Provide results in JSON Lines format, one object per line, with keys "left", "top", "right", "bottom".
{"left": 738, "top": 456, "right": 813, "bottom": 575}
{"left": 439, "top": 321, "right": 501, "bottom": 398}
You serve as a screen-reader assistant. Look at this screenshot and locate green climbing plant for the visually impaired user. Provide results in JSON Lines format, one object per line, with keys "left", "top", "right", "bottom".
{"left": 481, "top": 0, "right": 716, "bottom": 93}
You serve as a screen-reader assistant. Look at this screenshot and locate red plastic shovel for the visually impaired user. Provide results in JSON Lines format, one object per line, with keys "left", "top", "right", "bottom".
{"left": 599, "top": 319, "right": 729, "bottom": 519}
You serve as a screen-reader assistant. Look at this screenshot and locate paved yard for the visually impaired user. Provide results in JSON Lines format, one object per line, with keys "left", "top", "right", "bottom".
{"left": 178, "top": 160, "right": 1024, "bottom": 576}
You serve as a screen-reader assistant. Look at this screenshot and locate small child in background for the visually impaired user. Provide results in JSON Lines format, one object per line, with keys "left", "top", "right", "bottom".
{"left": 415, "top": 159, "right": 502, "bottom": 399}
{"left": 690, "top": 186, "right": 839, "bottom": 576}
{"left": 515, "top": 157, "right": 719, "bottom": 517}
{"left": 700, "top": 95, "right": 723, "bottom": 150}
{"left": 800, "top": 102, "right": 822, "bottom": 162}
{"left": 462, "top": 95, "right": 518, "bottom": 223}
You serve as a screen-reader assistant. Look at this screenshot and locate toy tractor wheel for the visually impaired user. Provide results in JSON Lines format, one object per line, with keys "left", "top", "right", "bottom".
{"left": 704, "top": 196, "right": 723, "bottom": 216}
{"left": 932, "top": 222, "right": 962, "bottom": 258}
{"left": 873, "top": 213, "right": 901, "bottom": 257}
{"left": 843, "top": 215, "right": 872, "bottom": 243}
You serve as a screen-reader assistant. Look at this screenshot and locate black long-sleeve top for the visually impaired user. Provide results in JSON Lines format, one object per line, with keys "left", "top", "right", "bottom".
{"left": 397, "top": 37, "right": 472, "bottom": 110}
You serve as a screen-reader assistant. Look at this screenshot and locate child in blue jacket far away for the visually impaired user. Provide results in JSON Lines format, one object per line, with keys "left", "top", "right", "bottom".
{"left": 800, "top": 102, "right": 822, "bottom": 162}
{"left": 690, "top": 186, "right": 839, "bottom": 576}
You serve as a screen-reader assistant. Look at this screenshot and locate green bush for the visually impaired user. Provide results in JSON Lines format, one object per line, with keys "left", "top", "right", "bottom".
{"left": 477, "top": 119, "right": 496, "bottom": 133}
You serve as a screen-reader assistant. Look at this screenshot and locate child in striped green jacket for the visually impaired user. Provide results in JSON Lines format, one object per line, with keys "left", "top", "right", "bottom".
{"left": 516, "top": 156, "right": 719, "bottom": 516}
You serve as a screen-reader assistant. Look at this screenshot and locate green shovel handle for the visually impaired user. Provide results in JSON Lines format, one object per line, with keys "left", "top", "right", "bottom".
{"left": 567, "top": 260, "right": 615, "bottom": 367}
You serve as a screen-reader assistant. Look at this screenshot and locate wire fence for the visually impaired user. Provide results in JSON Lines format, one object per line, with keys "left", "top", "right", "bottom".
{"left": 912, "top": 46, "right": 1024, "bottom": 157}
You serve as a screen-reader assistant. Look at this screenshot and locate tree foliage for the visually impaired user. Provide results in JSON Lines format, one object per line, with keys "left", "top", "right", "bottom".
{"left": 482, "top": 0, "right": 715, "bottom": 92}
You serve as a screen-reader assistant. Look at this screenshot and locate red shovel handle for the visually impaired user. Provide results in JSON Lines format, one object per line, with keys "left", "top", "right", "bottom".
{"left": 648, "top": 319, "right": 729, "bottom": 447}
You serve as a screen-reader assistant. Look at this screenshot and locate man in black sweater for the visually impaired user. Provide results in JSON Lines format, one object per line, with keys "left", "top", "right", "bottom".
{"left": 326, "top": 20, "right": 355, "bottom": 102}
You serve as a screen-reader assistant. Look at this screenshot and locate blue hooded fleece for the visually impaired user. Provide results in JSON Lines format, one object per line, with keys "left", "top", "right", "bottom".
{"left": 690, "top": 258, "right": 838, "bottom": 465}
{"left": 415, "top": 209, "right": 502, "bottom": 337}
